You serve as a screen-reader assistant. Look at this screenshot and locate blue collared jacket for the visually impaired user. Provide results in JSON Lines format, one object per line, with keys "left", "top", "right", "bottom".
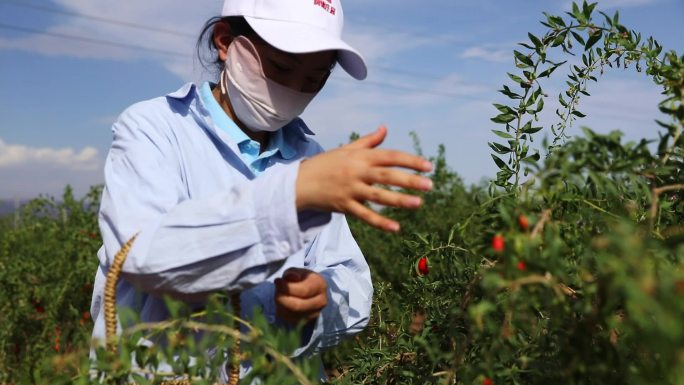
{"left": 89, "top": 82, "right": 373, "bottom": 381}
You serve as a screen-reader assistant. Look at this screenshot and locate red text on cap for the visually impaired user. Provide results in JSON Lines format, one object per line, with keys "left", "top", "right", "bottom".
{"left": 313, "top": 0, "right": 336, "bottom": 15}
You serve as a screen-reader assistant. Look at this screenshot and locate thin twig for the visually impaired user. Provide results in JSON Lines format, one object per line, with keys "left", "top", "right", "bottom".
{"left": 531, "top": 209, "right": 552, "bottom": 238}
{"left": 649, "top": 184, "right": 684, "bottom": 230}
{"left": 581, "top": 199, "right": 621, "bottom": 219}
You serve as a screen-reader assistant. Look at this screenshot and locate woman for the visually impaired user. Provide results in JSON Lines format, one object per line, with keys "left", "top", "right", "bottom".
{"left": 89, "top": 0, "right": 433, "bottom": 381}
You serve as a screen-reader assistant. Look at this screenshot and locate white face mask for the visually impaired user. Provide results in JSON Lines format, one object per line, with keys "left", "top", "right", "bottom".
{"left": 220, "top": 36, "right": 318, "bottom": 133}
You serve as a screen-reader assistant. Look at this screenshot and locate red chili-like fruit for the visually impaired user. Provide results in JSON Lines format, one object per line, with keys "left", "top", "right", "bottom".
{"left": 35, "top": 305, "right": 45, "bottom": 314}
{"left": 518, "top": 215, "right": 529, "bottom": 231}
{"left": 53, "top": 327, "right": 61, "bottom": 352}
{"left": 416, "top": 256, "right": 429, "bottom": 276}
{"left": 517, "top": 261, "right": 527, "bottom": 271}
{"left": 80, "top": 311, "right": 91, "bottom": 325}
{"left": 492, "top": 234, "right": 505, "bottom": 253}
{"left": 483, "top": 377, "right": 493, "bottom": 385}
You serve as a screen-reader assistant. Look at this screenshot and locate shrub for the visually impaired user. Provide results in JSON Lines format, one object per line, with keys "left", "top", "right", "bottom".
{"left": 1, "top": 2, "right": 683, "bottom": 384}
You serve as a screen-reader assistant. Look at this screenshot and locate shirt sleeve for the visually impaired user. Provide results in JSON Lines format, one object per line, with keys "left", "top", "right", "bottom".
{"left": 99, "top": 105, "right": 330, "bottom": 298}
{"left": 241, "top": 213, "right": 373, "bottom": 357}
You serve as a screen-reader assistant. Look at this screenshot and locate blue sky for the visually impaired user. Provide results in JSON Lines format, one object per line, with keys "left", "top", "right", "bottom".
{"left": 1, "top": 0, "right": 682, "bottom": 200}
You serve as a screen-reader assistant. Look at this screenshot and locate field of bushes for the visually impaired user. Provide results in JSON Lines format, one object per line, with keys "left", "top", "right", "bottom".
{"left": 1, "top": 2, "right": 683, "bottom": 384}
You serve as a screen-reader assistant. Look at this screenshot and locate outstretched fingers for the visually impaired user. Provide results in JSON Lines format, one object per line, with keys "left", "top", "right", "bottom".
{"left": 365, "top": 167, "right": 433, "bottom": 192}
{"left": 369, "top": 149, "right": 433, "bottom": 172}
{"left": 347, "top": 200, "right": 401, "bottom": 232}
{"left": 344, "top": 125, "right": 387, "bottom": 150}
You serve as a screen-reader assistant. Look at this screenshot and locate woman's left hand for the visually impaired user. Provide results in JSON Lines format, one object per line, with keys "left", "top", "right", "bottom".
{"left": 274, "top": 268, "right": 328, "bottom": 326}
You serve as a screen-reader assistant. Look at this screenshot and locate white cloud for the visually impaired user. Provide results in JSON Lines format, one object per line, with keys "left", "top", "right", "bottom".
{"left": 460, "top": 45, "right": 511, "bottom": 63}
{"left": 0, "top": 137, "right": 99, "bottom": 170}
{"left": 0, "top": 0, "right": 218, "bottom": 81}
{"left": 0, "top": 1, "right": 446, "bottom": 83}
{"left": 0, "top": 137, "right": 104, "bottom": 199}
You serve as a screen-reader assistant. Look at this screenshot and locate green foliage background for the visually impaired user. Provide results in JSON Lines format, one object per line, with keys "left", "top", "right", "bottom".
{"left": 0, "top": 2, "right": 683, "bottom": 384}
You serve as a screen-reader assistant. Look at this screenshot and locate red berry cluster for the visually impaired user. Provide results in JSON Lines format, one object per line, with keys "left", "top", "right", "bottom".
{"left": 491, "top": 214, "right": 533, "bottom": 270}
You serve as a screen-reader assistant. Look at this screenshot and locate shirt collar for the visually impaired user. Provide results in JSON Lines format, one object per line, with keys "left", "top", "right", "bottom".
{"left": 166, "top": 82, "right": 316, "bottom": 159}
{"left": 198, "top": 82, "right": 252, "bottom": 146}
{"left": 166, "top": 82, "right": 196, "bottom": 101}
{"left": 195, "top": 82, "right": 302, "bottom": 160}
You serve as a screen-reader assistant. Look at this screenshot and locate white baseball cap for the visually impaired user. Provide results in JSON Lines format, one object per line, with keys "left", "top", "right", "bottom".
{"left": 221, "top": 0, "right": 367, "bottom": 80}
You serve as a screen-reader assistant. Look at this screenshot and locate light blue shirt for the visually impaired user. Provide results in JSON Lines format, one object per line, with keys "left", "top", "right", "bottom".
{"left": 197, "top": 82, "right": 295, "bottom": 174}
{"left": 89, "top": 82, "right": 373, "bottom": 382}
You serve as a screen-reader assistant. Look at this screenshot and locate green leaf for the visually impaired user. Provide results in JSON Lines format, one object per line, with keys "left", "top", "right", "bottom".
{"left": 491, "top": 114, "right": 517, "bottom": 124}
{"left": 416, "top": 233, "right": 430, "bottom": 245}
{"left": 489, "top": 141, "right": 512, "bottom": 154}
{"left": 493, "top": 103, "right": 516, "bottom": 115}
{"left": 518, "top": 42, "right": 536, "bottom": 50}
{"left": 585, "top": 30, "right": 602, "bottom": 50}
{"left": 499, "top": 85, "right": 522, "bottom": 99}
{"left": 528, "top": 33, "right": 543, "bottom": 49}
{"left": 522, "top": 152, "right": 541, "bottom": 162}
{"left": 491, "top": 154, "right": 511, "bottom": 171}
{"left": 552, "top": 33, "right": 566, "bottom": 47}
{"left": 571, "top": 31, "right": 586, "bottom": 45}
{"left": 523, "top": 125, "right": 543, "bottom": 134}
{"left": 507, "top": 73, "right": 524, "bottom": 84}
{"left": 572, "top": 2, "right": 580, "bottom": 18}
{"left": 571, "top": 110, "right": 586, "bottom": 117}
{"left": 538, "top": 61, "right": 566, "bottom": 78}
{"left": 447, "top": 224, "right": 457, "bottom": 245}
{"left": 514, "top": 50, "right": 534, "bottom": 67}
{"left": 492, "top": 130, "right": 514, "bottom": 139}
{"left": 521, "top": 121, "right": 543, "bottom": 134}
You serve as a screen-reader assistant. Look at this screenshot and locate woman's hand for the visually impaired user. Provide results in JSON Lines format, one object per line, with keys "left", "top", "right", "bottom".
{"left": 296, "top": 125, "right": 433, "bottom": 232}
{"left": 274, "top": 268, "right": 328, "bottom": 326}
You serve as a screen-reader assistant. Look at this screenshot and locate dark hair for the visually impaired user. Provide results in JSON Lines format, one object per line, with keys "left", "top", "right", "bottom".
{"left": 196, "top": 16, "right": 256, "bottom": 75}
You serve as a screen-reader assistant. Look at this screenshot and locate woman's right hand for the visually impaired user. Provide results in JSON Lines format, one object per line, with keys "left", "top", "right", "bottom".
{"left": 296, "top": 125, "right": 433, "bottom": 232}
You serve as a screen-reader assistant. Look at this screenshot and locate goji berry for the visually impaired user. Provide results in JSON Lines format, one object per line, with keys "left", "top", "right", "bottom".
{"left": 492, "top": 234, "right": 505, "bottom": 253}
{"left": 483, "top": 377, "right": 493, "bottom": 385}
{"left": 416, "top": 256, "right": 429, "bottom": 276}
{"left": 518, "top": 215, "right": 529, "bottom": 231}
{"left": 517, "top": 261, "right": 527, "bottom": 271}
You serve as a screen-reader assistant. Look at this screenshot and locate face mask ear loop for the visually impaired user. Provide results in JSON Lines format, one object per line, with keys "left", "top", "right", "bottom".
{"left": 220, "top": 65, "right": 228, "bottom": 97}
